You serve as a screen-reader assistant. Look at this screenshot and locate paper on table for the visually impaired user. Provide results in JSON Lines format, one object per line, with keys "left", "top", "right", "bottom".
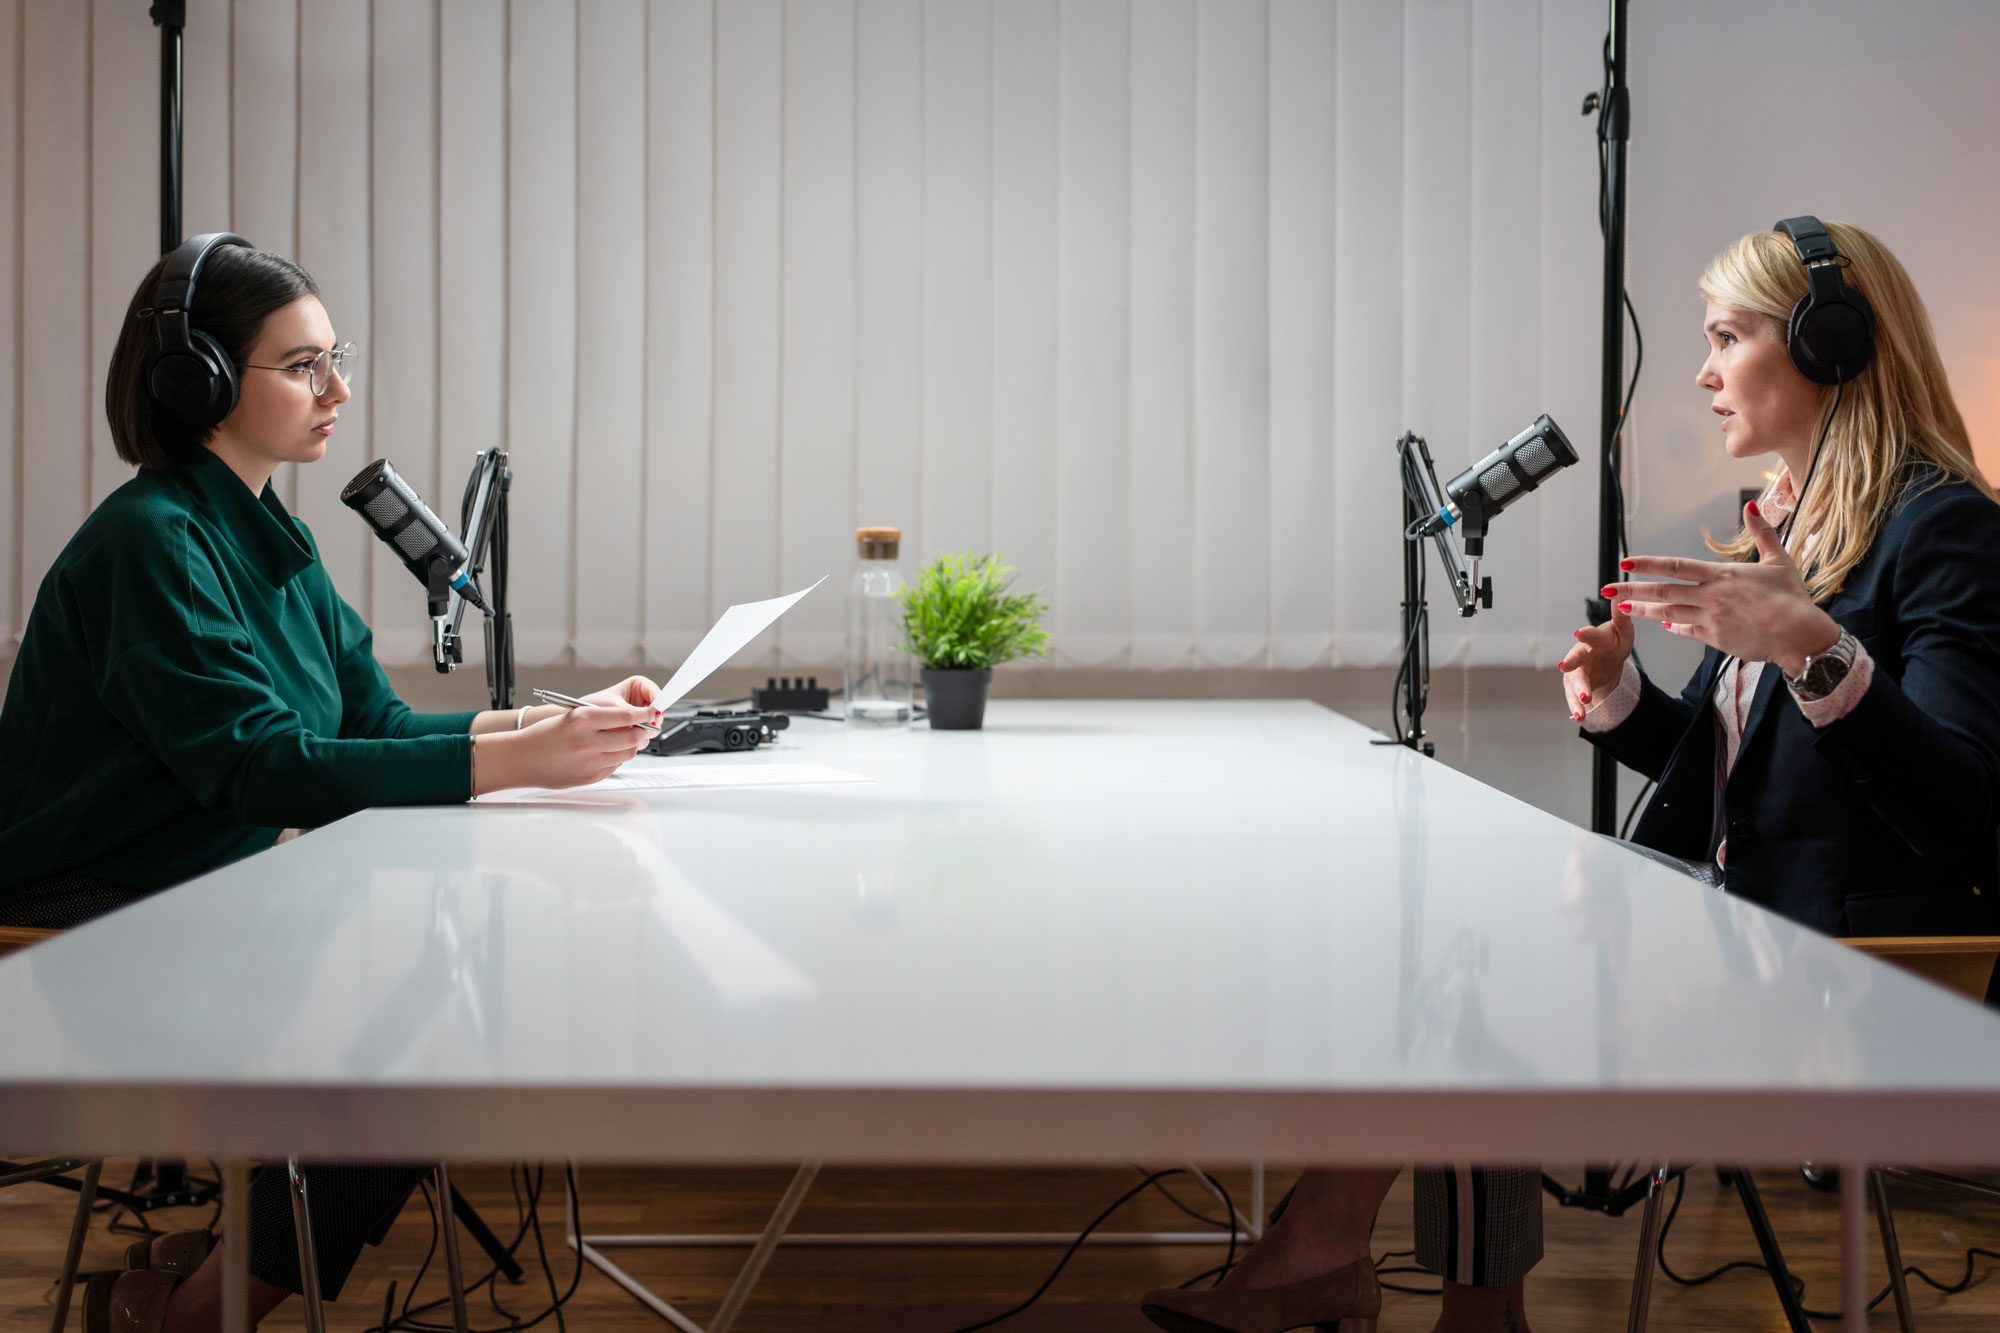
{"left": 654, "top": 576, "right": 828, "bottom": 712}
{"left": 478, "top": 763, "right": 871, "bottom": 803}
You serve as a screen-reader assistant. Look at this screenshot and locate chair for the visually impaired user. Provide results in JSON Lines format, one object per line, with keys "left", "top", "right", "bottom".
{"left": 1837, "top": 935, "right": 2000, "bottom": 1333}
{"left": 1624, "top": 934, "right": 2000, "bottom": 1333}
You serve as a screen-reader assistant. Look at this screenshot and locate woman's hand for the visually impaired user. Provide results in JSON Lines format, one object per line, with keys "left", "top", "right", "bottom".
{"left": 1603, "top": 502, "right": 1840, "bottom": 674}
{"left": 581, "top": 674, "right": 665, "bottom": 724}
{"left": 1557, "top": 600, "right": 1634, "bottom": 722}
{"left": 475, "top": 702, "right": 655, "bottom": 794}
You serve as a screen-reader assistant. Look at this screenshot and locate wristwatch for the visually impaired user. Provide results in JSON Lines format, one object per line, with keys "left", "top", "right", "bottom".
{"left": 1788, "top": 628, "right": 1860, "bottom": 702}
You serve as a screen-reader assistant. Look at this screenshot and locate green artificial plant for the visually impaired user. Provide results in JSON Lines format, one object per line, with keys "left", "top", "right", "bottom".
{"left": 899, "top": 552, "right": 1050, "bottom": 671}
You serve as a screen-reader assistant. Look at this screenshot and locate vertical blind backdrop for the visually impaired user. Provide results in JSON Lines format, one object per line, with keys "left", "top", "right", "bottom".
{"left": 4, "top": 0, "right": 1998, "bottom": 678}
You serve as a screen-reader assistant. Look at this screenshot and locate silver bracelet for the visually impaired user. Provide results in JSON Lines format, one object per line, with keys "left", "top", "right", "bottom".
{"left": 516, "top": 706, "right": 530, "bottom": 731}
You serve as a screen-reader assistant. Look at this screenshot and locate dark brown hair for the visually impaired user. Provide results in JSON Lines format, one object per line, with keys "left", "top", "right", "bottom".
{"left": 104, "top": 245, "right": 320, "bottom": 469}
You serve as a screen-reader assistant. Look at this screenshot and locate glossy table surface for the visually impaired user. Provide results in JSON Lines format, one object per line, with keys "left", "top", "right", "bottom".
{"left": 4, "top": 700, "right": 1998, "bottom": 1164}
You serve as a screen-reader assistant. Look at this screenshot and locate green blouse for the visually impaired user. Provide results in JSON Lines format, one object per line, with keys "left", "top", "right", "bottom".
{"left": 0, "top": 448, "right": 478, "bottom": 898}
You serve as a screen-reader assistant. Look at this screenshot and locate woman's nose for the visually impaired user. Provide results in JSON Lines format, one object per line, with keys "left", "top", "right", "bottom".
{"left": 1695, "top": 355, "right": 1721, "bottom": 391}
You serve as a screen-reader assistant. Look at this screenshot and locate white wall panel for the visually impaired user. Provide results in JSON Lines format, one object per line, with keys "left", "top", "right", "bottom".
{"left": 295, "top": 0, "right": 373, "bottom": 616}
{"left": 18, "top": 1, "right": 89, "bottom": 617}
{"left": 778, "top": 0, "right": 858, "bottom": 664}
{"left": 1055, "top": 0, "right": 1130, "bottom": 666}
{"left": 1537, "top": 0, "right": 1606, "bottom": 676}
{"left": 710, "top": 0, "right": 783, "bottom": 665}
{"left": 1463, "top": 0, "right": 1542, "bottom": 665}
{"left": 1128, "top": 0, "right": 1197, "bottom": 671}
{"left": 1329, "top": 0, "right": 1401, "bottom": 666}
{"left": 990, "top": 0, "right": 1060, "bottom": 664}
{"left": 1266, "top": 0, "right": 1336, "bottom": 670}
{"left": 1399, "top": 0, "right": 1471, "bottom": 668}
{"left": 89, "top": 0, "right": 156, "bottom": 509}
{"left": 1192, "top": 0, "right": 1267, "bottom": 666}
{"left": 641, "top": 0, "right": 715, "bottom": 666}
{"left": 368, "top": 0, "right": 439, "bottom": 666}
{"left": 14, "top": 1, "right": 1999, "bottom": 678}
{"left": 229, "top": 0, "right": 298, "bottom": 508}
{"left": 920, "top": 0, "right": 993, "bottom": 569}
{"left": 504, "top": 0, "right": 578, "bottom": 666}
{"left": 573, "top": 0, "right": 647, "bottom": 668}
{"left": 0, "top": 0, "right": 20, "bottom": 645}
{"left": 437, "top": 0, "right": 507, "bottom": 669}
{"left": 854, "top": 0, "right": 924, "bottom": 577}
{"left": 181, "top": 0, "right": 231, "bottom": 238}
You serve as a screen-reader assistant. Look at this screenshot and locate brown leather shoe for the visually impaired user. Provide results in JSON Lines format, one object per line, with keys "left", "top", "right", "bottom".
{"left": 122, "top": 1228, "right": 213, "bottom": 1278}
{"left": 83, "top": 1269, "right": 179, "bottom": 1333}
{"left": 1140, "top": 1255, "right": 1381, "bottom": 1332}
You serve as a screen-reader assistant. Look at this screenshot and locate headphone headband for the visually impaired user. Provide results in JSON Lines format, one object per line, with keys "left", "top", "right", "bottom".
{"left": 1771, "top": 215, "right": 1875, "bottom": 386}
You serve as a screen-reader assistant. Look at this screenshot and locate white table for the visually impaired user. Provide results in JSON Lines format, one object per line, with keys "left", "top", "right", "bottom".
{"left": 4, "top": 700, "right": 1999, "bottom": 1332}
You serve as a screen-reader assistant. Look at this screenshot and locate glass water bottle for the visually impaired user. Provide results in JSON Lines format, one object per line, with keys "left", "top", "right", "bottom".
{"left": 843, "top": 526, "right": 913, "bottom": 726}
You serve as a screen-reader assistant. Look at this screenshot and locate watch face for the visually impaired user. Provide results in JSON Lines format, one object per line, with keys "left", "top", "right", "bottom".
{"left": 1799, "top": 646, "right": 1852, "bottom": 697}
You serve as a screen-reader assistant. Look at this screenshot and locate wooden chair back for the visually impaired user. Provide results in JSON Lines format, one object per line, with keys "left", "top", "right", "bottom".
{"left": 1843, "top": 935, "right": 2000, "bottom": 1004}
{"left": 0, "top": 926, "right": 59, "bottom": 961}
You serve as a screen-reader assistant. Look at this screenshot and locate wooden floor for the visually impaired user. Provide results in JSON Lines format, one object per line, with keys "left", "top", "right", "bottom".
{"left": 5, "top": 1162, "right": 1999, "bottom": 1330}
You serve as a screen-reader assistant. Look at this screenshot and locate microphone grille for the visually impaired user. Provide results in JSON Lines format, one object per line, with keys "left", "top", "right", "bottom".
{"left": 395, "top": 524, "right": 440, "bottom": 563}
{"left": 362, "top": 489, "right": 409, "bottom": 529}
{"left": 1515, "top": 434, "right": 1559, "bottom": 481}
{"left": 1479, "top": 459, "right": 1523, "bottom": 505}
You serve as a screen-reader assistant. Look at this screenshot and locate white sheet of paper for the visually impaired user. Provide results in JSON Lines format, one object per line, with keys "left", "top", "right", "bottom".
{"left": 654, "top": 576, "right": 828, "bottom": 712}
{"left": 479, "top": 763, "right": 871, "bottom": 803}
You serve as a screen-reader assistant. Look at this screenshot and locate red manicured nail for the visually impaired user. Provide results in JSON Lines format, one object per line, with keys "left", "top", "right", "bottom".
{"left": 1579, "top": 691, "right": 1591, "bottom": 703}
{"left": 1619, "top": 558, "right": 1634, "bottom": 571}
{"left": 1617, "top": 601, "right": 1632, "bottom": 613}
{"left": 1573, "top": 711, "right": 1583, "bottom": 722}
{"left": 1600, "top": 585, "right": 1616, "bottom": 598}
{"left": 1662, "top": 620, "right": 1673, "bottom": 629}
{"left": 1747, "top": 500, "right": 1761, "bottom": 519}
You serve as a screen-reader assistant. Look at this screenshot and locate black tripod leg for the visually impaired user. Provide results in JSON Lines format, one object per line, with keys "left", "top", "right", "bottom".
{"left": 450, "top": 1186, "right": 525, "bottom": 1283}
{"left": 1731, "top": 1168, "right": 1811, "bottom": 1333}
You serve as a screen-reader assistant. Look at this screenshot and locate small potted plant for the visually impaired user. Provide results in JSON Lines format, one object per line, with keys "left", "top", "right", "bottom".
{"left": 900, "top": 552, "right": 1050, "bottom": 729}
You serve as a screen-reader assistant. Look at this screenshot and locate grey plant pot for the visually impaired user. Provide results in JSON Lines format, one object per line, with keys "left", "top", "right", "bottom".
{"left": 920, "top": 667, "right": 992, "bottom": 730}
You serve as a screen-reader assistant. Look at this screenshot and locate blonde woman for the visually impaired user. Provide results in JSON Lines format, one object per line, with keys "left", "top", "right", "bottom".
{"left": 1571, "top": 216, "right": 2000, "bottom": 942}
{"left": 1139, "top": 218, "right": 2000, "bottom": 1333}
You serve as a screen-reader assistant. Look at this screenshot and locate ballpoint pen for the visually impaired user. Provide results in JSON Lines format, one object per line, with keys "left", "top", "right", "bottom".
{"left": 531, "top": 687, "right": 664, "bottom": 733}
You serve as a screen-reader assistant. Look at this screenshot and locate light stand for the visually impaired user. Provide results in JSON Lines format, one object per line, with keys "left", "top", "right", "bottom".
{"left": 150, "top": 1, "right": 185, "bottom": 253}
{"left": 1587, "top": 0, "right": 1630, "bottom": 837}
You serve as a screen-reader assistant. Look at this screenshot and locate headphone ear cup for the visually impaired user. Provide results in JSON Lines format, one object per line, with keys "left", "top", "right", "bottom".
{"left": 1786, "top": 284, "right": 1877, "bottom": 386}
{"left": 146, "top": 329, "right": 239, "bottom": 430}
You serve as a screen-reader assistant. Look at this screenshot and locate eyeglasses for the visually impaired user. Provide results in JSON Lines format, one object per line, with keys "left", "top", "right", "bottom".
{"left": 241, "top": 341, "right": 359, "bottom": 397}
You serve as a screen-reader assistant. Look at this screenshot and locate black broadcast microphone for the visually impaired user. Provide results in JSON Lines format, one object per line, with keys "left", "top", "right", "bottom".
{"left": 1418, "top": 413, "right": 1578, "bottom": 557}
{"left": 340, "top": 459, "right": 493, "bottom": 615}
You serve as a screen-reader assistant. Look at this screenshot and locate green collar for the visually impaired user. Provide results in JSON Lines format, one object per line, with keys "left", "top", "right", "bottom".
{"left": 174, "top": 448, "right": 315, "bottom": 585}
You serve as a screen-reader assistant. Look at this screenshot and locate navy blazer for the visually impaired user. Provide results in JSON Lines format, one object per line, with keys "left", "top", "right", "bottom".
{"left": 1584, "top": 468, "right": 2000, "bottom": 938}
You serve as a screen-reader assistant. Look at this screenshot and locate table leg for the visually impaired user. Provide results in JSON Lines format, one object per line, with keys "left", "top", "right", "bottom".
{"left": 708, "top": 1162, "right": 821, "bottom": 1333}
{"left": 1841, "top": 1162, "right": 1868, "bottom": 1333}
{"left": 222, "top": 1161, "right": 251, "bottom": 1333}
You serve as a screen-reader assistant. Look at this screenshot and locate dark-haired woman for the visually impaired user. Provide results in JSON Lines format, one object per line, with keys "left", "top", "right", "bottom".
{"left": 0, "top": 237, "right": 659, "bottom": 1330}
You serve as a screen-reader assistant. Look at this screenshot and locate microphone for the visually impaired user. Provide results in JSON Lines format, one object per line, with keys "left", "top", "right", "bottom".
{"left": 340, "top": 459, "right": 493, "bottom": 615}
{"left": 1419, "top": 414, "right": 1578, "bottom": 556}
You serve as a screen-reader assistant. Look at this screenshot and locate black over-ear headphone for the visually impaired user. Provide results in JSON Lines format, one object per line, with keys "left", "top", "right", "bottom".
{"left": 1773, "top": 215, "right": 1876, "bottom": 386}
{"left": 142, "top": 232, "right": 253, "bottom": 430}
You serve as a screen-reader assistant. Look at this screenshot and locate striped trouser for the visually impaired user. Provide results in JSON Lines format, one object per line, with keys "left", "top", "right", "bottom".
{"left": 1411, "top": 1166, "right": 1544, "bottom": 1288}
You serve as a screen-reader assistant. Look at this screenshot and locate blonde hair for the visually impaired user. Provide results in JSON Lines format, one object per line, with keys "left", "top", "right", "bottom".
{"left": 1700, "top": 221, "right": 1993, "bottom": 599}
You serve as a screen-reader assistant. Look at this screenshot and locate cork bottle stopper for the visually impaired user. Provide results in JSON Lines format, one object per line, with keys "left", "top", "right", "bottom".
{"left": 856, "top": 526, "right": 900, "bottom": 559}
